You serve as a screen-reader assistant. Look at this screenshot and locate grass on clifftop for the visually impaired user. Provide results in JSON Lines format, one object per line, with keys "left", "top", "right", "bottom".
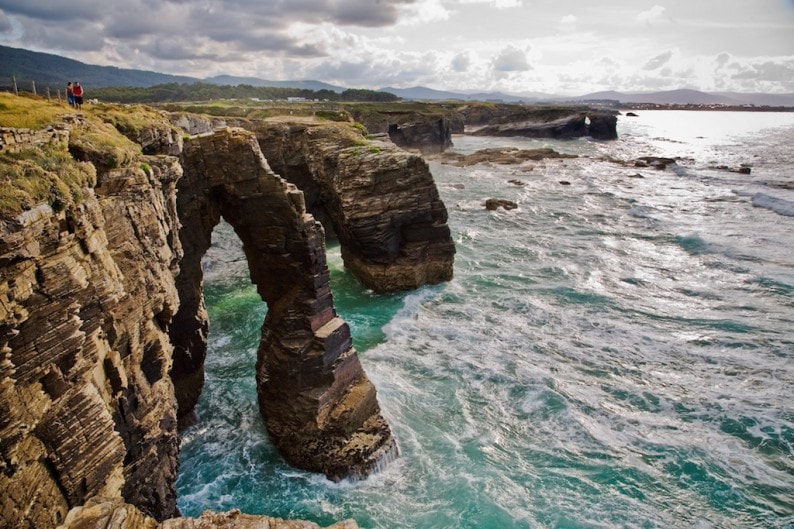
{"left": 0, "top": 93, "right": 144, "bottom": 217}
{"left": 0, "top": 92, "right": 72, "bottom": 129}
{"left": 0, "top": 144, "right": 97, "bottom": 216}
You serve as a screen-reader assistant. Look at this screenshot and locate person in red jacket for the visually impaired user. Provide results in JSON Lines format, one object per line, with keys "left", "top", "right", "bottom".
{"left": 73, "top": 82, "right": 84, "bottom": 109}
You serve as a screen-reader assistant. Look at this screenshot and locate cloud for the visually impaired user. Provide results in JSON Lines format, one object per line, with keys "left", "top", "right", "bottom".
{"left": 492, "top": 45, "right": 531, "bottom": 72}
{"left": 451, "top": 51, "right": 471, "bottom": 72}
{"left": 715, "top": 52, "right": 731, "bottom": 68}
{"left": 560, "top": 14, "right": 577, "bottom": 25}
{"left": 732, "top": 59, "right": 794, "bottom": 82}
{"left": 643, "top": 50, "right": 673, "bottom": 70}
{"left": 458, "top": 0, "right": 522, "bottom": 9}
{"left": 0, "top": 10, "right": 12, "bottom": 32}
{"left": 0, "top": 0, "right": 103, "bottom": 22}
{"left": 399, "top": 0, "right": 450, "bottom": 24}
{"left": 636, "top": 5, "right": 668, "bottom": 25}
{"left": 0, "top": 0, "right": 417, "bottom": 59}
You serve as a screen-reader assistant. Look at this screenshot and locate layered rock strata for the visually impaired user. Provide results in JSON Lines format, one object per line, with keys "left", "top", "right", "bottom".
{"left": 1, "top": 116, "right": 183, "bottom": 526}
{"left": 348, "top": 110, "right": 454, "bottom": 153}
{"left": 460, "top": 105, "right": 618, "bottom": 140}
{"left": 1, "top": 103, "right": 420, "bottom": 528}
{"left": 170, "top": 127, "right": 397, "bottom": 479}
{"left": 170, "top": 114, "right": 456, "bottom": 294}
{"left": 59, "top": 497, "right": 358, "bottom": 529}
{"left": 243, "top": 119, "right": 455, "bottom": 294}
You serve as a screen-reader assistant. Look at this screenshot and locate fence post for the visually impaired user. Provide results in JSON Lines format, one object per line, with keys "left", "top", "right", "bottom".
{"left": 32, "top": 80, "right": 37, "bottom": 95}
{"left": 12, "top": 76, "right": 18, "bottom": 96}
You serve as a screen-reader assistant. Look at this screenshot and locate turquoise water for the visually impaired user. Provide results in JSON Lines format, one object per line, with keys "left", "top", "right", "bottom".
{"left": 177, "top": 111, "right": 794, "bottom": 528}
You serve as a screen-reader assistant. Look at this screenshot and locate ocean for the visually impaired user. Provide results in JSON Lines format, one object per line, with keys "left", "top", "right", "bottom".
{"left": 176, "top": 110, "right": 794, "bottom": 529}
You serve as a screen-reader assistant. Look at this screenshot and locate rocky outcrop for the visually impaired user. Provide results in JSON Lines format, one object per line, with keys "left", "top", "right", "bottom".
{"left": 484, "top": 198, "right": 518, "bottom": 211}
{"left": 3, "top": 98, "right": 449, "bottom": 528}
{"left": 587, "top": 113, "right": 619, "bottom": 140}
{"left": 460, "top": 104, "right": 618, "bottom": 140}
{"left": 1, "top": 116, "right": 182, "bottom": 526}
{"left": 348, "top": 110, "right": 454, "bottom": 153}
{"left": 59, "top": 497, "right": 359, "bottom": 529}
{"left": 170, "top": 127, "right": 397, "bottom": 479}
{"left": 439, "top": 147, "right": 577, "bottom": 167}
{"left": 171, "top": 114, "right": 456, "bottom": 294}
{"left": 233, "top": 118, "right": 456, "bottom": 294}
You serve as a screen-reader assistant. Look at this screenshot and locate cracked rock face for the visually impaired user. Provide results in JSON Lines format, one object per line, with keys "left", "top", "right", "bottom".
{"left": 1, "top": 119, "right": 183, "bottom": 526}
{"left": 3, "top": 105, "right": 456, "bottom": 528}
{"left": 238, "top": 119, "right": 456, "bottom": 294}
{"left": 171, "top": 127, "right": 397, "bottom": 480}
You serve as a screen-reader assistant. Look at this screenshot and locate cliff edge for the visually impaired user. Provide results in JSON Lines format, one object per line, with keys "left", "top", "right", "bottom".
{"left": 0, "top": 95, "right": 455, "bottom": 528}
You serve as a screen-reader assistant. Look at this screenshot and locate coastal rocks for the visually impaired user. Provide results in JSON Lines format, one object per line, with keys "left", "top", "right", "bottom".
{"left": 485, "top": 198, "right": 518, "bottom": 211}
{"left": 470, "top": 113, "right": 587, "bottom": 139}
{"left": 441, "top": 147, "right": 577, "bottom": 166}
{"left": 1, "top": 119, "right": 183, "bottom": 525}
{"left": 172, "top": 127, "right": 397, "bottom": 480}
{"left": 237, "top": 118, "right": 456, "bottom": 294}
{"left": 709, "top": 163, "right": 752, "bottom": 174}
{"left": 635, "top": 156, "right": 677, "bottom": 170}
{"left": 3, "top": 105, "right": 407, "bottom": 528}
{"left": 348, "top": 110, "right": 454, "bottom": 153}
{"left": 59, "top": 497, "right": 360, "bottom": 529}
{"left": 460, "top": 105, "right": 618, "bottom": 140}
{"left": 587, "top": 113, "right": 619, "bottom": 140}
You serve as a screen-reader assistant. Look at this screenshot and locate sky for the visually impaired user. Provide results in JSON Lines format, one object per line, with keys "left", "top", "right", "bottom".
{"left": 1, "top": 0, "right": 793, "bottom": 95}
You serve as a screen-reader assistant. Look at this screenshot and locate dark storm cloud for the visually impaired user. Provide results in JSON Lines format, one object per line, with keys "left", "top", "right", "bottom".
{"left": 0, "top": 0, "right": 103, "bottom": 22}
{"left": 0, "top": 10, "right": 12, "bottom": 32}
{"left": 0, "top": 0, "right": 414, "bottom": 60}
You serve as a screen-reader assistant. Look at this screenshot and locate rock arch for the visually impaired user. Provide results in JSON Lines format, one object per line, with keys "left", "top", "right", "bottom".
{"left": 169, "top": 128, "right": 395, "bottom": 480}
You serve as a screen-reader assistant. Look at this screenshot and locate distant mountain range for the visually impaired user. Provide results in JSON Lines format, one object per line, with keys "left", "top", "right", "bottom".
{"left": 2, "top": 45, "right": 792, "bottom": 107}
{"left": 569, "top": 89, "right": 794, "bottom": 107}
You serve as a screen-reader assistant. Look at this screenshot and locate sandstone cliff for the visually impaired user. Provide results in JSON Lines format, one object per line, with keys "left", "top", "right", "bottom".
{"left": 1, "top": 106, "right": 183, "bottom": 526}
{"left": 170, "top": 114, "right": 456, "bottom": 294}
{"left": 347, "top": 109, "right": 455, "bottom": 153}
{"left": 1, "top": 95, "right": 458, "bottom": 528}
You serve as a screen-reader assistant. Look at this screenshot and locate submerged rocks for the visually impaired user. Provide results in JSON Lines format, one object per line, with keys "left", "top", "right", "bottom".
{"left": 709, "top": 163, "right": 752, "bottom": 174}
{"left": 485, "top": 198, "right": 518, "bottom": 211}
{"left": 635, "top": 156, "right": 678, "bottom": 170}
{"left": 441, "top": 147, "right": 577, "bottom": 167}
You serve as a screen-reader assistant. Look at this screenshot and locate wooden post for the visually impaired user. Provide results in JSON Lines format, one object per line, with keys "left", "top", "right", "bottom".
{"left": 32, "top": 80, "right": 37, "bottom": 95}
{"left": 58, "top": 88, "right": 62, "bottom": 103}
{"left": 12, "top": 76, "right": 18, "bottom": 96}
{"left": 47, "top": 87, "right": 51, "bottom": 101}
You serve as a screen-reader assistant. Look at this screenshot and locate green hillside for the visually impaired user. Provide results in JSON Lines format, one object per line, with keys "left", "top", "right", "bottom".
{"left": 0, "top": 45, "right": 198, "bottom": 93}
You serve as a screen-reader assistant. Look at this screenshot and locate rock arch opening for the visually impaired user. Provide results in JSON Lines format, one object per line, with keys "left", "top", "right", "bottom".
{"left": 169, "top": 128, "right": 396, "bottom": 480}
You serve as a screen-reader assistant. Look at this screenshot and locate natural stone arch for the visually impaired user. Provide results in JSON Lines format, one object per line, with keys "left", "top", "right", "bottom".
{"left": 169, "top": 127, "right": 395, "bottom": 479}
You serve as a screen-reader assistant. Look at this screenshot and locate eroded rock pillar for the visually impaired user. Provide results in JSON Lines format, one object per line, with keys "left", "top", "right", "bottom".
{"left": 173, "top": 128, "right": 396, "bottom": 479}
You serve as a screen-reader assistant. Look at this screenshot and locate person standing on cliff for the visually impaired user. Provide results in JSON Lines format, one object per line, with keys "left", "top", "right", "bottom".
{"left": 73, "top": 82, "right": 84, "bottom": 110}
{"left": 66, "top": 82, "right": 74, "bottom": 107}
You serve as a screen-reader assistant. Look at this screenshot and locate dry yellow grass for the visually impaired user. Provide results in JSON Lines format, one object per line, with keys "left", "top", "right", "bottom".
{"left": 0, "top": 92, "right": 73, "bottom": 129}
{"left": 0, "top": 93, "right": 145, "bottom": 217}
